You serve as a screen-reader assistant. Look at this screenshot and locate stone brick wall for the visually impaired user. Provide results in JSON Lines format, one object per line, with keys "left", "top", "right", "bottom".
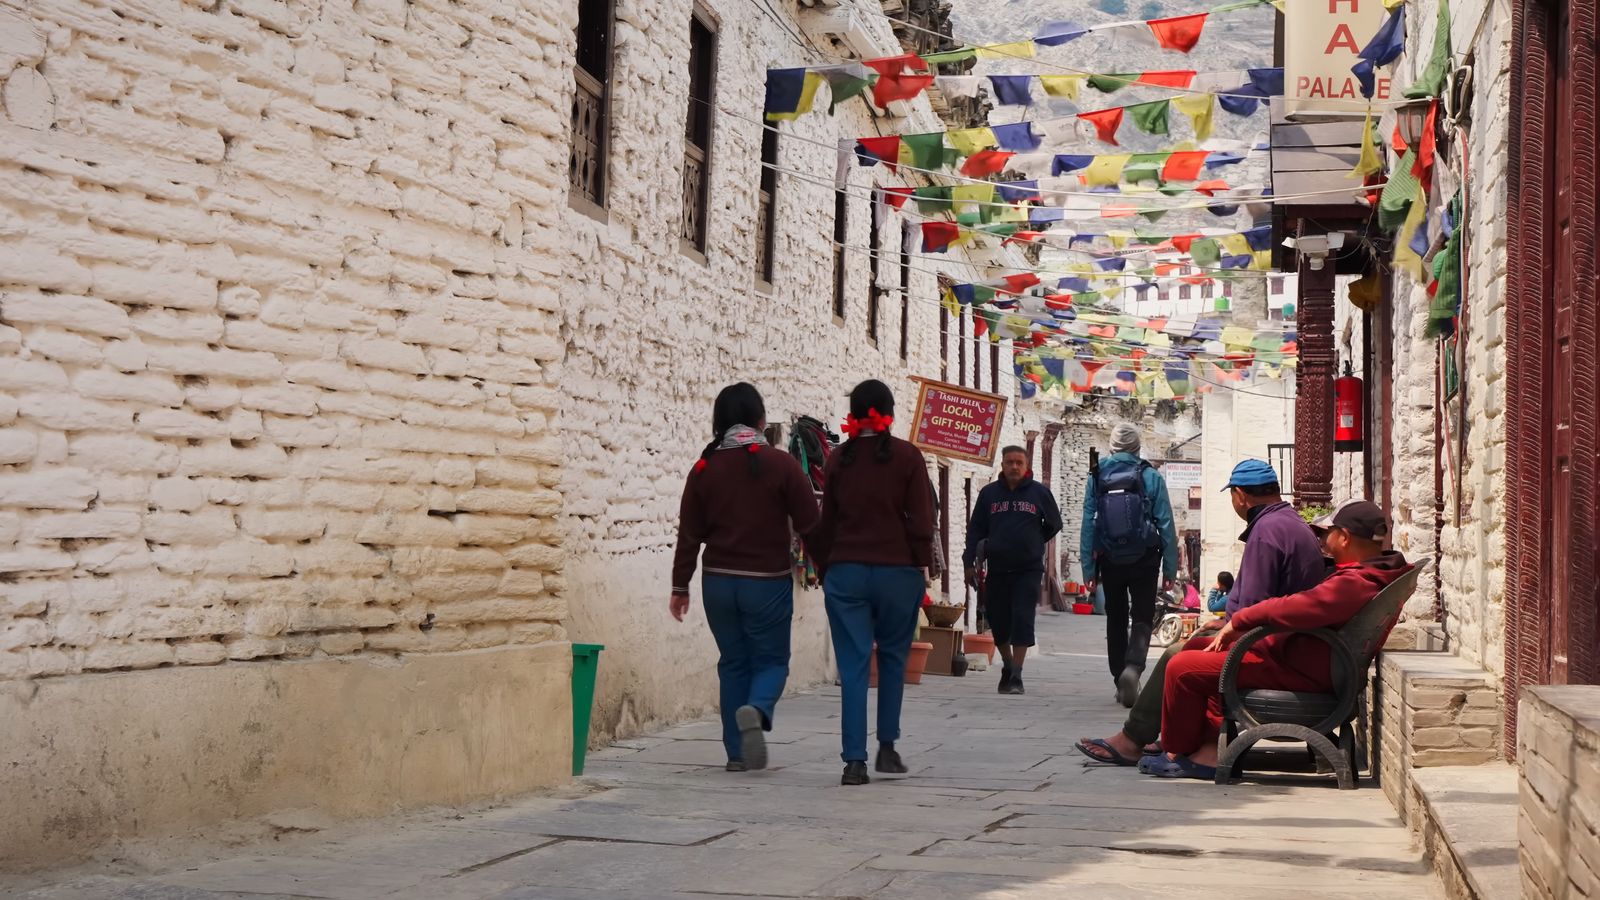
{"left": 1517, "top": 685, "right": 1600, "bottom": 899}
{"left": 1378, "top": 651, "right": 1502, "bottom": 823}
{"left": 1380, "top": 0, "right": 1512, "bottom": 670}
{"left": 0, "top": 2, "right": 570, "bottom": 679}
{"left": 548, "top": 0, "right": 1041, "bottom": 742}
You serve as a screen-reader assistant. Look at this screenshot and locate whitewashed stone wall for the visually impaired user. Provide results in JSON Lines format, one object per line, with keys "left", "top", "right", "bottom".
{"left": 0, "top": 1, "right": 571, "bottom": 680}
{"left": 1380, "top": 0, "right": 1512, "bottom": 671}
{"left": 550, "top": 0, "right": 1040, "bottom": 742}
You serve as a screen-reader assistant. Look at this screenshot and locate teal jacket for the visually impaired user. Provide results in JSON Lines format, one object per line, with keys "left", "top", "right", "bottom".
{"left": 1079, "top": 452, "right": 1179, "bottom": 585}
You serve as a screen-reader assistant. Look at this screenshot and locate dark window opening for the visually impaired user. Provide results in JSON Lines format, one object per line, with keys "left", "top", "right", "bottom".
{"left": 570, "top": 0, "right": 613, "bottom": 206}
{"left": 681, "top": 11, "right": 716, "bottom": 252}
{"left": 899, "top": 220, "right": 912, "bottom": 360}
{"left": 958, "top": 308, "right": 968, "bottom": 386}
{"left": 868, "top": 191, "right": 882, "bottom": 344}
{"left": 832, "top": 188, "right": 848, "bottom": 319}
{"left": 990, "top": 341, "right": 1000, "bottom": 393}
{"left": 756, "top": 121, "right": 778, "bottom": 282}
{"left": 939, "top": 304, "right": 949, "bottom": 381}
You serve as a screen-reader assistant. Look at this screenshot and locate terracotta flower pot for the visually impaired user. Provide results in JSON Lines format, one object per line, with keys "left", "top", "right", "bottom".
{"left": 904, "top": 641, "right": 933, "bottom": 685}
{"left": 963, "top": 632, "right": 996, "bottom": 663}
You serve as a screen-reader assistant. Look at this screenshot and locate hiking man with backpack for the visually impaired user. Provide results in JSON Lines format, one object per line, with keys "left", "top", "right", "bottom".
{"left": 1080, "top": 423, "right": 1179, "bottom": 707}
{"left": 963, "top": 446, "right": 1064, "bottom": 695}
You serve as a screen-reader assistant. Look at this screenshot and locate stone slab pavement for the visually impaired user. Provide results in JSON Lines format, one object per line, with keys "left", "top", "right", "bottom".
{"left": 11, "top": 612, "right": 1445, "bottom": 900}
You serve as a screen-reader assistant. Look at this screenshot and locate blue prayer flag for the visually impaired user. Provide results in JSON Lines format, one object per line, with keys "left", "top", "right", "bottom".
{"left": 988, "top": 75, "right": 1035, "bottom": 107}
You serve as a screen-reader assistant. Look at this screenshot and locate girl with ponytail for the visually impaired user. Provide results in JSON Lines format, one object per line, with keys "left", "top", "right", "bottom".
{"left": 671, "top": 383, "right": 819, "bottom": 772}
{"left": 808, "top": 380, "right": 938, "bottom": 786}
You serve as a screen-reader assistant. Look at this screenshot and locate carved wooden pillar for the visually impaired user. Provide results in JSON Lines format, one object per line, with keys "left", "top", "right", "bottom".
{"left": 1293, "top": 246, "right": 1336, "bottom": 509}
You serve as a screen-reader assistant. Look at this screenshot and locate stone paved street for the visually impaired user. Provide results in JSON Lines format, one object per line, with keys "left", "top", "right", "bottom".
{"left": 14, "top": 613, "right": 1444, "bottom": 900}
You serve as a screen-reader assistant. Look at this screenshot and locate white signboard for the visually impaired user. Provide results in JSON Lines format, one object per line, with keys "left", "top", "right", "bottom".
{"left": 1159, "top": 462, "right": 1203, "bottom": 493}
{"left": 1283, "top": 0, "right": 1390, "bottom": 116}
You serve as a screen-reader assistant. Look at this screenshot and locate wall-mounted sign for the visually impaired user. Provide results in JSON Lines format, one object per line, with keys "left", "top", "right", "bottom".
{"left": 1159, "top": 461, "right": 1204, "bottom": 493}
{"left": 1283, "top": 0, "right": 1390, "bottom": 116}
{"left": 909, "top": 378, "right": 1007, "bottom": 465}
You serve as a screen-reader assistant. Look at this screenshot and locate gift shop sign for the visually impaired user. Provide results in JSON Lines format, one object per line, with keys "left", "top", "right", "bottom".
{"left": 1284, "top": 0, "right": 1389, "bottom": 116}
{"left": 910, "top": 378, "right": 1007, "bottom": 465}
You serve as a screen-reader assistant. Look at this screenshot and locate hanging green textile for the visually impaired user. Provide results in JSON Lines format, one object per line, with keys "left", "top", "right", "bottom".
{"left": 1378, "top": 148, "right": 1420, "bottom": 230}
{"left": 1404, "top": 0, "right": 1453, "bottom": 99}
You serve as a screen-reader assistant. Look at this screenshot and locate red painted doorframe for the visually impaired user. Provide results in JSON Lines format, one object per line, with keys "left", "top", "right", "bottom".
{"left": 1504, "top": 0, "right": 1600, "bottom": 758}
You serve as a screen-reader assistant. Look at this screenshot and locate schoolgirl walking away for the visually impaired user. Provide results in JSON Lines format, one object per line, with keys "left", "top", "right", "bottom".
{"left": 671, "top": 383, "right": 820, "bottom": 771}
{"left": 808, "top": 380, "right": 937, "bottom": 786}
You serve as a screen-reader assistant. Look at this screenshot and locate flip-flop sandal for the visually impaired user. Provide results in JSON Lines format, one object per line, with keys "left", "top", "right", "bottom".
{"left": 1140, "top": 754, "right": 1217, "bottom": 780}
{"left": 1142, "top": 740, "right": 1164, "bottom": 756}
{"left": 1074, "top": 738, "right": 1138, "bottom": 767}
{"left": 736, "top": 705, "right": 767, "bottom": 770}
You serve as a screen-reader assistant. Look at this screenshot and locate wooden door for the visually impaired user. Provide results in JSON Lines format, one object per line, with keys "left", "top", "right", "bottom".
{"left": 1549, "top": 0, "right": 1574, "bottom": 683}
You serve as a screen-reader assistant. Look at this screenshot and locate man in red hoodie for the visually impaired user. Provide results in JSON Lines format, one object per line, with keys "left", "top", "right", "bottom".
{"left": 1142, "top": 499, "right": 1412, "bottom": 779}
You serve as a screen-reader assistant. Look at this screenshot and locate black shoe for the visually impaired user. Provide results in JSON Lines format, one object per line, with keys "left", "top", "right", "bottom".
{"left": 735, "top": 705, "right": 767, "bottom": 771}
{"left": 1116, "top": 666, "right": 1140, "bottom": 709}
{"left": 998, "top": 667, "right": 1014, "bottom": 693}
{"left": 841, "top": 761, "right": 871, "bottom": 785}
{"left": 1008, "top": 673, "right": 1025, "bottom": 695}
{"left": 875, "top": 747, "right": 908, "bottom": 774}
{"left": 726, "top": 760, "right": 747, "bottom": 772}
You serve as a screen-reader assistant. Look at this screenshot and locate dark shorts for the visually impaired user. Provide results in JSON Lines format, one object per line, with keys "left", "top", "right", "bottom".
{"left": 984, "top": 569, "right": 1043, "bottom": 647}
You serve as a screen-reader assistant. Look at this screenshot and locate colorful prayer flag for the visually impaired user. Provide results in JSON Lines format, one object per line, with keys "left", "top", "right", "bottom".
{"left": 1079, "top": 107, "right": 1125, "bottom": 145}
{"left": 914, "top": 185, "right": 954, "bottom": 215}
{"left": 992, "top": 122, "right": 1042, "bottom": 151}
{"left": 1035, "top": 20, "right": 1087, "bottom": 46}
{"left": 976, "top": 41, "right": 1036, "bottom": 60}
{"left": 1052, "top": 154, "right": 1095, "bottom": 176}
{"left": 817, "top": 65, "right": 874, "bottom": 113}
{"left": 988, "top": 75, "right": 1034, "bottom": 106}
{"left": 873, "top": 72, "right": 934, "bottom": 108}
{"left": 1082, "top": 154, "right": 1130, "bottom": 186}
{"left": 948, "top": 127, "right": 998, "bottom": 156}
{"left": 1404, "top": 0, "right": 1452, "bottom": 99}
{"left": 961, "top": 149, "right": 1014, "bottom": 177}
{"left": 922, "top": 48, "right": 977, "bottom": 65}
{"left": 854, "top": 136, "right": 901, "bottom": 172}
{"left": 900, "top": 132, "right": 947, "bottom": 170}
{"left": 864, "top": 54, "right": 928, "bottom": 76}
{"left": 1350, "top": 112, "right": 1383, "bottom": 179}
{"left": 1128, "top": 100, "right": 1172, "bottom": 136}
{"left": 764, "top": 68, "right": 822, "bottom": 121}
{"left": 884, "top": 186, "right": 914, "bottom": 210}
{"left": 1162, "top": 150, "right": 1209, "bottom": 181}
{"left": 1172, "top": 93, "right": 1215, "bottom": 141}
{"left": 1139, "top": 70, "right": 1198, "bottom": 88}
{"left": 1040, "top": 75, "right": 1083, "bottom": 100}
{"left": 921, "top": 221, "right": 962, "bottom": 253}
{"left": 996, "top": 180, "right": 1041, "bottom": 203}
{"left": 1148, "top": 13, "right": 1208, "bottom": 52}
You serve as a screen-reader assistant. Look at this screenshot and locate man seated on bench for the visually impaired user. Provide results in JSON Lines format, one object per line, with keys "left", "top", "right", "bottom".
{"left": 1141, "top": 500, "right": 1413, "bottom": 780}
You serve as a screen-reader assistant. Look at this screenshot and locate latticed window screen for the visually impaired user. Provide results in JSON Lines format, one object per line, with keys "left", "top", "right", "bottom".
{"left": 570, "top": 0, "right": 611, "bottom": 206}
{"left": 682, "top": 13, "right": 716, "bottom": 251}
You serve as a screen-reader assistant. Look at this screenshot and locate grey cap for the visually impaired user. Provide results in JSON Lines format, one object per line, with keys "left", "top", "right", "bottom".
{"left": 1110, "top": 422, "right": 1141, "bottom": 453}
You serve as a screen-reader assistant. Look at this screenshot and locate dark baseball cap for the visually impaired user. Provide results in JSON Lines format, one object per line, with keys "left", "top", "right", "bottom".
{"left": 1311, "top": 499, "right": 1390, "bottom": 540}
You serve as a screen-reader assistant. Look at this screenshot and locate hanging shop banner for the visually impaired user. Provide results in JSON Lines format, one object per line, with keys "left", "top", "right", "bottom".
{"left": 909, "top": 378, "right": 1008, "bottom": 465}
{"left": 1283, "top": 0, "right": 1390, "bottom": 115}
{"left": 1157, "top": 461, "right": 1203, "bottom": 492}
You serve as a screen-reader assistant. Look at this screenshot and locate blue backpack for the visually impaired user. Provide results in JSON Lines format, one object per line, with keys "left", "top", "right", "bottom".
{"left": 1093, "top": 456, "right": 1158, "bottom": 565}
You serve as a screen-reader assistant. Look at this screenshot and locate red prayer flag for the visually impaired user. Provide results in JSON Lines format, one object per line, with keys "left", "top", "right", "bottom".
{"left": 921, "top": 221, "right": 961, "bottom": 253}
{"left": 1102, "top": 204, "right": 1137, "bottom": 218}
{"left": 1078, "top": 107, "right": 1125, "bottom": 145}
{"left": 1004, "top": 230, "right": 1045, "bottom": 247}
{"left": 873, "top": 73, "right": 934, "bottom": 108}
{"left": 1180, "top": 274, "right": 1208, "bottom": 284}
{"left": 1031, "top": 332, "right": 1050, "bottom": 347}
{"left": 1161, "top": 150, "right": 1209, "bottom": 182}
{"left": 1076, "top": 360, "right": 1108, "bottom": 391}
{"left": 1002, "top": 273, "right": 1041, "bottom": 293}
{"left": 1195, "top": 179, "right": 1229, "bottom": 196}
{"left": 1171, "top": 233, "right": 1201, "bottom": 253}
{"left": 960, "top": 149, "right": 1015, "bottom": 177}
{"left": 1390, "top": 123, "right": 1410, "bottom": 157}
{"left": 1412, "top": 99, "right": 1439, "bottom": 189}
{"left": 1148, "top": 13, "right": 1208, "bottom": 52}
{"left": 1137, "top": 70, "right": 1198, "bottom": 88}
{"left": 1155, "top": 262, "right": 1182, "bottom": 275}
{"left": 884, "top": 186, "right": 914, "bottom": 210}
{"left": 973, "top": 314, "right": 989, "bottom": 338}
{"left": 1044, "top": 294, "right": 1074, "bottom": 310}
{"left": 856, "top": 136, "right": 902, "bottom": 173}
{"left": 864, "top": 53, "right": 928, "bottom": 76}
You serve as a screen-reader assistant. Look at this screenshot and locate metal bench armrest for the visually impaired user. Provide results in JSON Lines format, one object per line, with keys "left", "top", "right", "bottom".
{"left": 1219, "top": 625, "right": 1360, "bottom": 732}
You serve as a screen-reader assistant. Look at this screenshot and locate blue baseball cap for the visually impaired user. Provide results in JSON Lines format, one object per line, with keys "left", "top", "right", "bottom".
{"left": 1222, "top": 459, "right": 1279, "bottom": 490}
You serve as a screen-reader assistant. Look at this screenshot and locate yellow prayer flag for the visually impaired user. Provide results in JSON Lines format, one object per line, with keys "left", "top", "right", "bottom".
{"left": 977, "top": 41, "right": 1036, "bottom": 60}
{"left": 1083, "top": 154, "right": 1130, "bottom": 187}
{"left": 767, "top": 72, "right": 825, "bottom": 122}
{"left": 948, "top": 127, "right": 997, "bottom": 156}
{"left": 1039, "top": 75, "right": 1083, "bottom": 100}
{"left": 999, "top": 204, "right": 1029, "bottom": 223}
{"left": 1220, "top": 233, "right": 1252, "bottom": 257}
{"left": 1350, "top": 111, "right": 1384, "bottom": 179}
{"left": 952, "top": 184, "right": 995, "bottom": 206}
{"left": 1109, "top": 232, "right": 1132, "bottom": 249}
{"left": 1172, "top": 94, "right": 1215, "bottom": 142}
{"left": 1382, "top": 0, "right": 1404, "bottom": 9}
{"left": 1221, "top": 325, "right": 1254, "bottom": 348}
{"left": 1392, "top": 184, "right": 1429, "bottom": 279}
{"left": 1252, "top": 249, "right": 1273, "bottom": 270}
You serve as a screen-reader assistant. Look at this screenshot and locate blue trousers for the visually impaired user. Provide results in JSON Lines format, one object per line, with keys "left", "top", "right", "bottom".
{"left": 823, "top": 563, "right": 924, "bottom": 763}
{"left": 702, "top": 575, "right": 793, "bottom": 762}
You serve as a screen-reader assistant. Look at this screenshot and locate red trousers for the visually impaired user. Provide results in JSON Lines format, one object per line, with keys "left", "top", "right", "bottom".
{"left": 1160, "top": 647, "right": 1328, "bottom": 756}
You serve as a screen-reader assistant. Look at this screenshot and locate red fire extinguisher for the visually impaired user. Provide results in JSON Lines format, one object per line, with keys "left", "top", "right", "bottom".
{"left": 1335, "top": 361, "right": 1363, "bottom": 453}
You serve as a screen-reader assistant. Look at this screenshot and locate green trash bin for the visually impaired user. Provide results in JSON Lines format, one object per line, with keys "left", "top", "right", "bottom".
{"left": 570, "top": 643, "right": 604, "bottom": 775}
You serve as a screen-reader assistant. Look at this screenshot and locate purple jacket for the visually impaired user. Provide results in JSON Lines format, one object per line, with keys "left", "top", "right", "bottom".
{"left": 1226, "top": 501, "right": 1327, "bottom": 617}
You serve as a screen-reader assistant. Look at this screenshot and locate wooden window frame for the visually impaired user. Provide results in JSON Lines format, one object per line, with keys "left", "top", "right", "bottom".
{"left": 899, "top": 220, "right": 911, "bottom": 361}
{"left": 570, "top": 0, "right": 615, "bottom": 216}
{"left": 680, "top": 5, "right": 718, "bottom": 259}
{"left": 756, "top": 121, "right": 779, "bottom": 287}
{"left": 832, "top": 188, "right": 848, "bottom": 321}
{"left": 868, "top": 189, "right": 882, "bottom": 345}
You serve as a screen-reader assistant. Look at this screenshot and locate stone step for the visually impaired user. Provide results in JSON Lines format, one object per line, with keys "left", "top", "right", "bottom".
{"left": 1411, "top": 764, "right": 1520, "bottom": 900}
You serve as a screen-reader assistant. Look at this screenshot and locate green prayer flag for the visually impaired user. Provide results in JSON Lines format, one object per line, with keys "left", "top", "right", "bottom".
{"left": 972, "top": 284, "right": 998, "bottom": 304}
{"left": 956, "top": 211, "right": 982, "bottom": 226}
{"left": 1135, "top": 231, "right": 1165, "bottom": 244}
{"left": 1122, "top": 153, "right": 1169, "bottom": 184}
{"left": 1139, "top": 208, "right": 1170, "bottom": 222}
{"left": 1378, "top": 149, "right": 1419, "bottom": 230}
{"left": 1426, "top": 193, "right": 1464, "bottom": 336}
{"left": 980, "top": 223, "right": 1021, "bottom": 238}
{"left": 1404, "top": 0, "right": 1453, "bottom": 99}
{"left": 1088, "top": 74, "right": 1137, "bottom": 93}
{"left": 922, "top": 48, "right": 977, "bottom": 65}
{"left": 826, "top": 76, "right": 874, "bottom": 113}
{"left": 1189, "top": 237, "right": 1221, "bottom": 267}
{"left": 915, "top": 185, "right": 953, "bottom": 214}
{"left": 1158, "top": 185, "right": 1188, "bottom": 197}
{"left": 900, "top": 132, "right": 947, "bottom": 170}
{"left": 1128, "top": 100, "right": 1171, "bottom": 136}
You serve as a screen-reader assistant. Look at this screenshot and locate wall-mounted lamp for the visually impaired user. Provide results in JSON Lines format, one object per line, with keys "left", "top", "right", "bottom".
{"left": 1282, "top": 233, "right": 1347, "bottom": 271}
{"left": 1393, "top": 97, "right": 1435, "bottom": 147}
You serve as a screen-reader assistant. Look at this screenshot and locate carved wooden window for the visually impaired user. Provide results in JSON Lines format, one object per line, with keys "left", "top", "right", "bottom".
{"left": 832, "top": 188, "right": 848, "bottom": 318}
{"left": 682, "top": 10, "right": 716, "bottom": 253}
{"left": 570, "top": 0, "right": 613, "bottom": 207}
{"left": 899, "top": 220, "right": 912, "bottom": 360}
{"left": 756, "top": 121, "right": 778, "bottom": 283}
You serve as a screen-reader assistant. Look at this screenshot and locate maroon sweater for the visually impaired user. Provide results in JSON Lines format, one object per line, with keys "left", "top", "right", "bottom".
{"left": 808, "top": 435, "right": 935, "bottom": 576}
{"left": 671, "top": 445, "right": 820, "bottom": 593}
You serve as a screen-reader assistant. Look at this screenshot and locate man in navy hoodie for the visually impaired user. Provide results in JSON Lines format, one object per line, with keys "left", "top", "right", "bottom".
{"left": 964, "top": 446, "right": 1063, "bottom": 694}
